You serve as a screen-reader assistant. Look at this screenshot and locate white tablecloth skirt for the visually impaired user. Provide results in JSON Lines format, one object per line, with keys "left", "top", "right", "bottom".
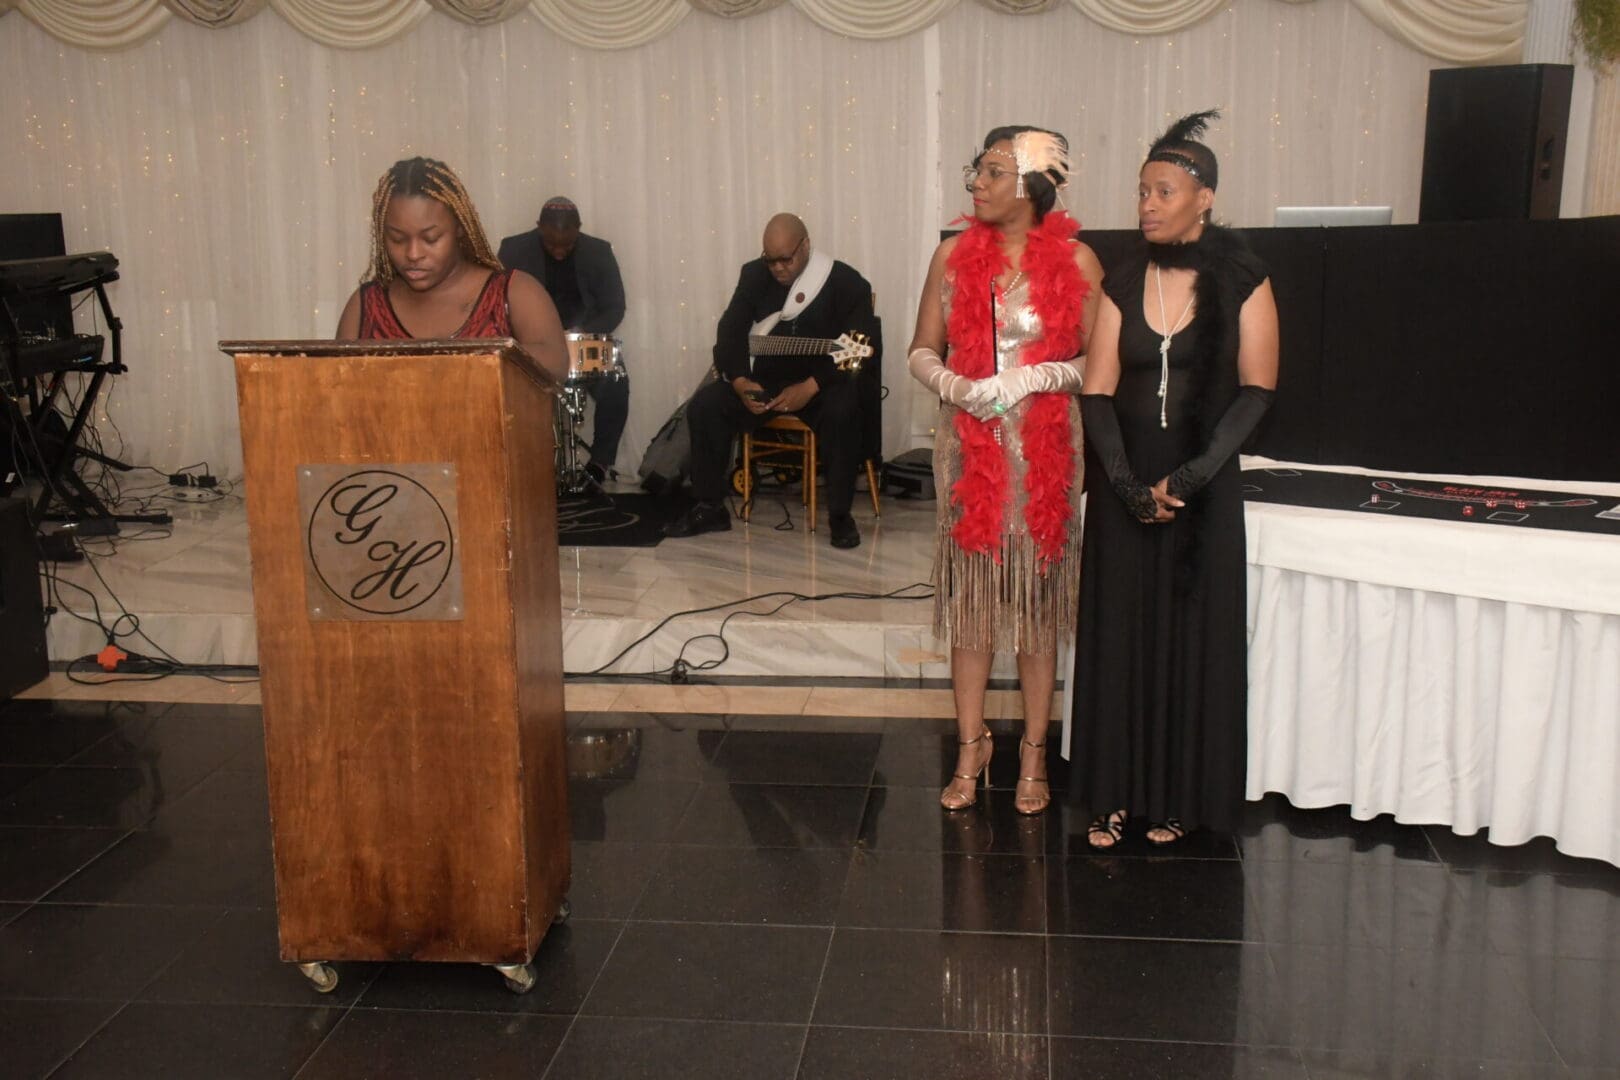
{"left": 1246, "top": 564, "right": 1620, "bottom": 866}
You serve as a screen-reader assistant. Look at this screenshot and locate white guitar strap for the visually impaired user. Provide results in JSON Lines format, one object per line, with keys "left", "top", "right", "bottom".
{"left": 748, "top": 248, "right": 835, "bottom": 369}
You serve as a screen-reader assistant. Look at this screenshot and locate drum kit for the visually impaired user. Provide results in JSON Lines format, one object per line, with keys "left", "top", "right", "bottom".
{"left": 555, "top": 331, "right": 625, "bottom": 495}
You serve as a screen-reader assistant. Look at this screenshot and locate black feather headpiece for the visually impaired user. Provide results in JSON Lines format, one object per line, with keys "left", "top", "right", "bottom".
{"left": 1145, "top": 108, "right": 1221, "bottom": 190}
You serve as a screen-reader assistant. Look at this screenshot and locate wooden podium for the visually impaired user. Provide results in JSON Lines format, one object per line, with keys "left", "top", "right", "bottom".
{"left": 221, "top": 338, "right": 570, "bottom": 994}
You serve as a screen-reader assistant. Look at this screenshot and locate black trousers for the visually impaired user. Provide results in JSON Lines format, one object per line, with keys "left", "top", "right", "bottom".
{"left": 687, "top": 377, "right": 865, "bottom": 515}
{"left": 585, "top": 370, "right": 629, "bottom": 469}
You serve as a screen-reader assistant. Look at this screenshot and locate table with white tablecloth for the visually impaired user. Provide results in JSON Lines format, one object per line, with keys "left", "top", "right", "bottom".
{"left": 1241, "top": 458, "right": 1620, "bottom": 866}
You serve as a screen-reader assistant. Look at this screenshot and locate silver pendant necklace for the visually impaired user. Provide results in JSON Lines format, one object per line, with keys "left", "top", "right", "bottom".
{"left": 1153, "top": 264, "right": 1196, "bottom": 430}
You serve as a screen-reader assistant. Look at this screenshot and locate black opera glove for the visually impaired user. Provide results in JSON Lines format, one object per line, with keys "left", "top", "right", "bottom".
{"left": 1165, "top": 386, "right": 1276, "bottom": 498}
{"left": 1081, "top": 394, "right": 1159, "bottom": 523}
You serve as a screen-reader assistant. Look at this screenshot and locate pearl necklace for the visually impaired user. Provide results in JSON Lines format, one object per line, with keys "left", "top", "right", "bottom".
{"left": 1152, "top": 264, "right": 1196, "bottom": 430}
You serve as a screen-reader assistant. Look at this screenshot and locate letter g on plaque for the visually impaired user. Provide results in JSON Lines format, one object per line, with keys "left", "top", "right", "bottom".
{"left": 298, "top": 464, "right": 464, "bottom": 621}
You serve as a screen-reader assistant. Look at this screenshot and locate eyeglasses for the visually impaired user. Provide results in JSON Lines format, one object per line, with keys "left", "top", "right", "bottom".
{"left": 761, "top": 237, "right": 805, "bottom": 269}
{"left": 962, "top": 162, "right": 1015, "bottom": 192}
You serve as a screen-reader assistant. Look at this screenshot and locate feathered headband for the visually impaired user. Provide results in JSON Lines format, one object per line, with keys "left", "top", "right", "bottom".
{"left": 985, "top": 129, "right": 1071, "bottom": 199}
{"left": 1144, "top": 109, "right": 1220, "bottom": 190}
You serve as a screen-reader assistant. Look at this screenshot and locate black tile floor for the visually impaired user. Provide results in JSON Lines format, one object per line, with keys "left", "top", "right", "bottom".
{"left": 2, "top": 697, "right": 1618, "bottom": 1079}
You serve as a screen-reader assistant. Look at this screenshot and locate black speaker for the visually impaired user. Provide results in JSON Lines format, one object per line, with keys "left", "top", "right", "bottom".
{"left": 1419, "top": 64, "right": 1573, "bottom": 223}
{"left": 0, "top": 499, "right": 48, "bottom": 701}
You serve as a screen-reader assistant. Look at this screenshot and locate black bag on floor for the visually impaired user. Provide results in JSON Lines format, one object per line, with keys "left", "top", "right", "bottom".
{"left": 881, "top": 446, "right": 936, "bottom": 499}
{"left": 638, "top": 372, "right": 715, "bottom": 496}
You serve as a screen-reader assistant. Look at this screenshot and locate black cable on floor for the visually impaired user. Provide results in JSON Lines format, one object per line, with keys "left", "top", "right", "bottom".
{"left": 564, "top": 581, "right": 934, "bottom": 682}
{"left": 39, "top": 531, "right": 258, "bottom": 686}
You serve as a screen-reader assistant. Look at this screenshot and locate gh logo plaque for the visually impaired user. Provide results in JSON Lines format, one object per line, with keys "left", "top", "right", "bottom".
{"left": 298, "top": 464, "right": 463, "bottom": 621}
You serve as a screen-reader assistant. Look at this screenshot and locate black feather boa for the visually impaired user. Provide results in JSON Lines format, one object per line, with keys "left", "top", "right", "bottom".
{"left": 1145, "top": 225, "right": 1252, "bottom": 450}
{"left": 1141, "top": 224, "right": 1256, "bottom": 594}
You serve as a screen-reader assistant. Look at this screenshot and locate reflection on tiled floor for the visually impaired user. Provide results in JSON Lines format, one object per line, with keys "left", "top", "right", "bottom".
{"left": 15, "top": 672, "right": 1062, "bottom": 722}
{"left": 3, "top": 698, "right": 1619, "bottom": 1079}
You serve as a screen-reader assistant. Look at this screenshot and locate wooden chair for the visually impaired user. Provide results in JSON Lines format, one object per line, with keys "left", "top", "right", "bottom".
{"left": 741, "top": 416, "right": 881, "bottom": 528}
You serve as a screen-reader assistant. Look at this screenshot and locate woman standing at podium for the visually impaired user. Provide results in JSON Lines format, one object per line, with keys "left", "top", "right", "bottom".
{"left": 1067, "top": 111, "right": 1279, "bottom": 848}
{"left": 335, "top": 156, "right": 567, "bottom": 381}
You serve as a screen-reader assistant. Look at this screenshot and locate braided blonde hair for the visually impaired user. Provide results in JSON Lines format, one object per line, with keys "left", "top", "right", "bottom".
{"left": 366, "top": 157, "right": 503, "bottom": 284}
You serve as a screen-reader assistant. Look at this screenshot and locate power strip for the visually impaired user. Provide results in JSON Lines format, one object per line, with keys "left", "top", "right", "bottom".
{"left": 168, "top": 473, "right": 217, "bottom": 488}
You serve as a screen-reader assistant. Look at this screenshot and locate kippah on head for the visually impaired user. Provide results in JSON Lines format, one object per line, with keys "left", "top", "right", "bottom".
{"left": 539, "top": 196, "right": 580, "bottom": 227}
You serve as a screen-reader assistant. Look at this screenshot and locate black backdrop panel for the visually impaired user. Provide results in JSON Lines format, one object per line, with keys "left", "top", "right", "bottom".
{"left": 1083, "top": 217, "right": 1619, "bottom": 483}
{"left": 1082, "top": 216, "right": 1613, "bottom": 482}
{"left": 1317, "top": 217, "right": 1619, "bottom": 481}
{"left": 1237, "top": 229, "right": 1324, "bottom": 463}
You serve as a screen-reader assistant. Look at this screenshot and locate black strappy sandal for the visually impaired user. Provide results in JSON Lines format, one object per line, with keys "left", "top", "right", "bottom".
{"left": 1087, "top": 809, "right": 1127, "bottom": 849}
{"left": 1147, "top": 819, "right": 1187, "bottom": 845}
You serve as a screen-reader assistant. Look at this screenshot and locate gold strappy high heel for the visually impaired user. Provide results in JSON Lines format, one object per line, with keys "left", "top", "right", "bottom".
{"left": 940, "top": 728, "right": 993, "bottom": 811}
{"left": 1014, "top": 737, "right": 1051, "bottom": 816}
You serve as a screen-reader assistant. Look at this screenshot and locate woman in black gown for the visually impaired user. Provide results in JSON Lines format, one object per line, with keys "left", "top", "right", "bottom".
{"left": 1067, "top": 111, "right": 1280, "bottom": 847}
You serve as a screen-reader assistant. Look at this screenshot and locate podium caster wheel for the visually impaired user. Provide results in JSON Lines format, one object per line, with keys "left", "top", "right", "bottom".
{"left": 730, "top": 467, "right": 749, "bottom": 497}
{"left": 298, "top": 962, "right": 339, "bottom": 994}
{"left": 555, "top": 897, "right": 571, "bottom": 925}
{"left": 494, "top": 962, "right": 537, "bottom": 995}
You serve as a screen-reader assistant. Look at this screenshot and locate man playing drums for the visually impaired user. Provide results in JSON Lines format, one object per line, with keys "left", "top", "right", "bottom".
{"left": 499, "top": 197, "right": 628, "bottom": 488}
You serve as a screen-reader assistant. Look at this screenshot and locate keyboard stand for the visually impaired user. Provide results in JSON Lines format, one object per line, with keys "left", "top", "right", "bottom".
{"left": 3, "top": 276, "right": 172, "bottom": 535}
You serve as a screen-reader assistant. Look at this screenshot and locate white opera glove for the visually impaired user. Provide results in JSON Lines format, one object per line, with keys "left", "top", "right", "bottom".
{"left": 960, "top": 360, "right": 1085, "bottom": 419}
{"left": 907, "top": 347, "right": 974, "bottom": 409}
{"left": 959, "top": 385, "right": 1007, "bottom": 423}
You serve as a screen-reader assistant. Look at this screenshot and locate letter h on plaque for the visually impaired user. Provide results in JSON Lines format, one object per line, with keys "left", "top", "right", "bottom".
{"left": 297, "top": 462, "right": 464, "bottom": 621}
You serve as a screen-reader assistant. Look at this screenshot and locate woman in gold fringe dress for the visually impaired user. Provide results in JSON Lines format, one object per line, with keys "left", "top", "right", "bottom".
{"left": 907, "top": 125, "right": 1102, "bottom": 815}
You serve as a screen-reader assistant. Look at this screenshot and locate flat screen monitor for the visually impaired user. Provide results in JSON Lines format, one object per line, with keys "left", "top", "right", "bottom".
{"left": 1274, "top": 206, "right": 1394, "bottom": 228}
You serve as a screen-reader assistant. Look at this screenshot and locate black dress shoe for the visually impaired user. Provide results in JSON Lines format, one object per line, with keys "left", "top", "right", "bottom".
{"left": 663, "top": 501, "right": 732, "bottom": 538}
{"left": 829, "top": 512, "right": 860, "bottom": 549}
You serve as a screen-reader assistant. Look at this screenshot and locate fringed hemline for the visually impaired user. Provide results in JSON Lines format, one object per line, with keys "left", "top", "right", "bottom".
{"left": 931, "top": 525, "right": 1082, "bottom": 655}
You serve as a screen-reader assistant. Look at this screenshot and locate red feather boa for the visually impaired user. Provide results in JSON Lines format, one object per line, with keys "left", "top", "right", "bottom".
{"left": 945, "top": 211, "right": 1088, "bottom": 565}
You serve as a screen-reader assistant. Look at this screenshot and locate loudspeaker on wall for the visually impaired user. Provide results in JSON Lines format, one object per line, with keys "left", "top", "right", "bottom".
{"left": 1419, "top": 63, "right": 1573, "bottom": 223}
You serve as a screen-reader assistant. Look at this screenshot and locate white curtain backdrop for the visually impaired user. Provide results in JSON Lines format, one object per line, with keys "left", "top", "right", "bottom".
{"left": 939, "top": 1, "right": 1446, "bottom": 236}
{"left": 2, "top": 1, "right": 1460, "bottom": 482}
{"left": 1593, "top": 66, "right": 1620, "bottom": 215}
{"left": 2, "top": 0, "right": 1525, "bottom": 58}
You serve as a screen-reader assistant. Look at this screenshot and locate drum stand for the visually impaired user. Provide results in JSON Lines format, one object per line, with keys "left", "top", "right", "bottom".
{"left": 554, "top": 370, "right": 626, "bottom": 497}
{"left": 555, "top": 334, "right": 626, "bottom": 498}
{"left": 554, "top": 383, "right": 595, "bottom": 496}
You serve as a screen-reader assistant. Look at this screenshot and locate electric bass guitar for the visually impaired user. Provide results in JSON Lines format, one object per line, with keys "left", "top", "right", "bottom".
{"left": 746, "top": 331, "right": 872, "bottom": 374}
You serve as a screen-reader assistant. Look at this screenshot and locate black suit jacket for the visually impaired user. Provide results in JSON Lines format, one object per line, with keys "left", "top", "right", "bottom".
{"left": 713, "top": 258, "right": 874, "bottom": 393}
{"left": 496, "top": 230, "right": 626, "bottom": 334}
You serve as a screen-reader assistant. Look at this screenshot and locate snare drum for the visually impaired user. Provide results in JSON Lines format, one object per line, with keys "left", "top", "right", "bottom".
{"left": 564, "top": 333, "right": 620, "bottom": 382}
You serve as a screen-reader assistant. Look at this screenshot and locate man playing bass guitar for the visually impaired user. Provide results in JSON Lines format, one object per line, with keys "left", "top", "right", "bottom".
{"left": 664, "top": 213, "right": 875, "bottom": 549}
